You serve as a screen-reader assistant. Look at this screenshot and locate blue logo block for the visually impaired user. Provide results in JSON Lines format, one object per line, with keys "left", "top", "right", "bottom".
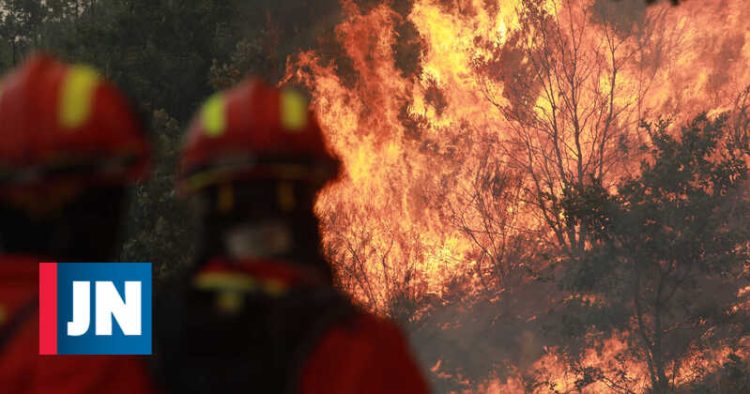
{"left": 40, "top": 262, "right": 152, "bottom": 355}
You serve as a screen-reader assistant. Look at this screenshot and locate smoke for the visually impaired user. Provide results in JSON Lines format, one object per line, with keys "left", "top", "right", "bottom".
{"left": 592, "top": 0, "right": 647, "bottom": 35}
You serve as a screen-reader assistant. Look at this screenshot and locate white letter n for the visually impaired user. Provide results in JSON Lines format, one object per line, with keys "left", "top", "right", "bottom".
{"left": 95, "top": 281, "right": 142, "bottom": 336}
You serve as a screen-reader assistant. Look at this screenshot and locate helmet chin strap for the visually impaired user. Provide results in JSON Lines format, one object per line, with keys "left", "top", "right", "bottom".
{"left": 223, "top": 221, "right": 293, "bottom": 261}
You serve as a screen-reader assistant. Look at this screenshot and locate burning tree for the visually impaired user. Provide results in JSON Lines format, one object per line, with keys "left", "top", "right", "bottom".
{"left": 286, "top": 0, "right": 750, "bottom": 390}
{"left": 560, "top": 114, "right": 750, "bottom": 392}
{"left": 480, "top": 0, "right": 647, "bottom": 256}
{"left": 448, "top": 149, "right": 534, "bottom": 291}
{"left": 323, "top": 206, "right": 426, "bottom": 319}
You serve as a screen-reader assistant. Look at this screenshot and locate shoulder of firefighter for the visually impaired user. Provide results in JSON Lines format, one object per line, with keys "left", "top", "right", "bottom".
{"left": 154, "top": 257, "right": 429, "bottom": 394}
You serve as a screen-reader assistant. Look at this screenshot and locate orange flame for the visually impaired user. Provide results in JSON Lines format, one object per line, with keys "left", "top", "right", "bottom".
{"left": 285, "top": 0, "right": 750, "bottom": 389}
{"left": 287, "top": 0, "right": 750, "bottom": 305}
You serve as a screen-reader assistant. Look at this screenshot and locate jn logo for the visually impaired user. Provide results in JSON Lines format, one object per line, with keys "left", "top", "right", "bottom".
{"left": 39, "top": 262, "right": 152, "bottom": 355}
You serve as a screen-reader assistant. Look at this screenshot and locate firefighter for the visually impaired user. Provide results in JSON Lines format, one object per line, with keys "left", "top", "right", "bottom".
{"left": 0, "top": 53, "right": 155, "bottom": 393}
{"left": 158, "top": 78, "right": 429, "bottom": 393}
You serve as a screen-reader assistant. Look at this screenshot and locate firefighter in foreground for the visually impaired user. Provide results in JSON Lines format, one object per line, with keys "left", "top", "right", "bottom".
{"left": 0, "top": 54, "right": 155, "bottom": 393}
{"left": 158, "top": 78, "right": 428, "bottom": 393}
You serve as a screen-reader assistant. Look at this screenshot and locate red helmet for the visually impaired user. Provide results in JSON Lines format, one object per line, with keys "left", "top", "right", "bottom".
{"left": 0, "top": 53, "right": 150, "bottom": 194}
{"left": 178, "top": 77, "right": 339, "bottom": 194}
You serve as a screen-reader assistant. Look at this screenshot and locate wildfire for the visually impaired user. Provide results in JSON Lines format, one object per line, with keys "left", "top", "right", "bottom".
{"left": 284, "top": 0, "right": 750, "bottom": 391}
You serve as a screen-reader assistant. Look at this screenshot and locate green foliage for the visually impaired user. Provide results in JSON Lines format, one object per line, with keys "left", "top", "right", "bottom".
{"left": 119, "top": 109, "right": 195, "bottom": 278}
{"left": 561, "top": 114, "right": 750, "bottom": 392}
{"left": 560, "top": 177, "right": 615, "bottom": 243}
{"left": 0, "top": 0, "right": 46, "bottom": 66}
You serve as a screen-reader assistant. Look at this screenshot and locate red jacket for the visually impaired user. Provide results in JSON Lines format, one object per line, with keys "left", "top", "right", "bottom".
{"left": 301, "top": 311, "right": 429, "bottom": 393}
{"left": 0, "top": 255, "right": 156, "bottom": 394}
{"left": 195, "top": 259, "right": 429, "bottom": 394}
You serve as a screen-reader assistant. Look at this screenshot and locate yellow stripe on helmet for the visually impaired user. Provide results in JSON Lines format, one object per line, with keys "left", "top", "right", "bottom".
{"left": 59, "top": 65, "right": 101, "bottom": 129}
{"left": 280, "top": 89, "right": 308, "bottom": 131}
{"left": 202, "top": 93, "right": 226, "bottom": 137}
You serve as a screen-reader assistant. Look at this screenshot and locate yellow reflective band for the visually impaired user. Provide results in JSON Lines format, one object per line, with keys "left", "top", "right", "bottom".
{"left": 59, "top": 65, "right": 101, "bottom": 129}
{"left": 202, "top": 94, "right": 226, "bottom": 137}
{"left": 280, "top": 89, "right": 307, "bottom": 131}
{"left": 194, "top": 272, "right": 256, "bottom": 292}
{"left": 193, "top": 272, "right": 289, "bottom": 297}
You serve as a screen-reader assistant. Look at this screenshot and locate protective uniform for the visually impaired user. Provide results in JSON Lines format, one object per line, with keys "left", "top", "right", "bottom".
{"left": 164, "top": 78, "right": 428, "bottom": 393}
{"left": 0, "top": 54, "right": 154, "bottom": 393}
